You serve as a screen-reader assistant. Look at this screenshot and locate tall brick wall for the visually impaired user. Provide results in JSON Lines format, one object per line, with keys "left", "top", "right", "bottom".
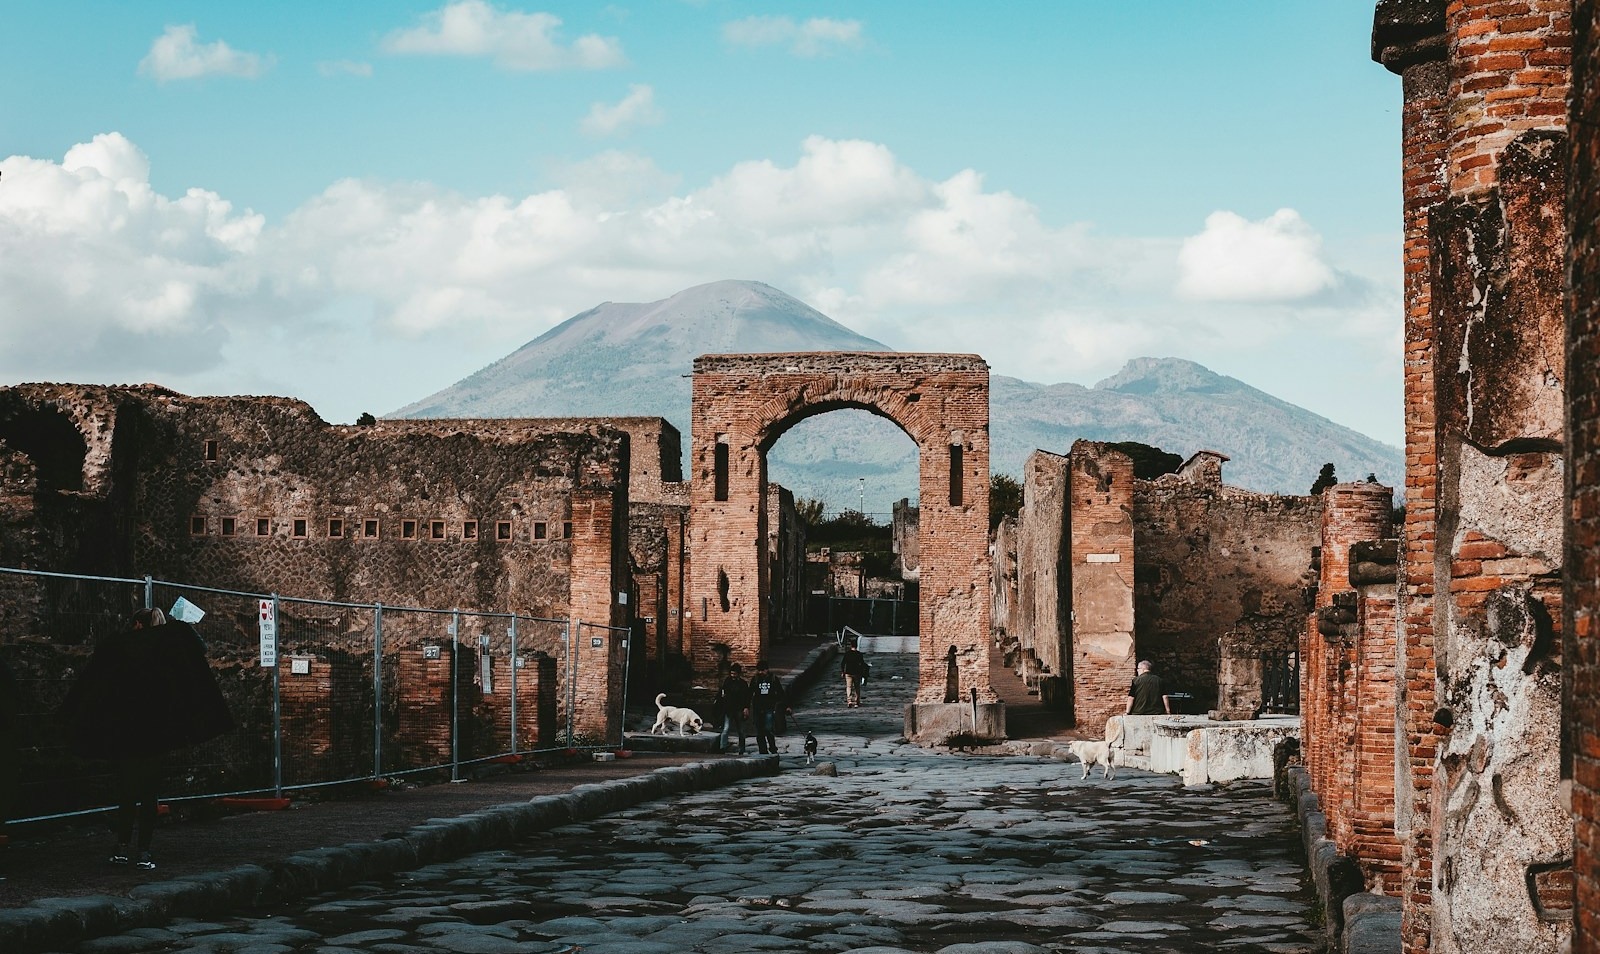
{"left": 1066, "top": 441, "right": 1136, "bottom": 733}
{"left": 1375, "top": 3, "right": 1575, "bottom": 950}
{"left": 690, "top": 353, "right": 992, "bottom": 703}
{"left": 1566, "top": 2, "right": 1600, "bottom": 948}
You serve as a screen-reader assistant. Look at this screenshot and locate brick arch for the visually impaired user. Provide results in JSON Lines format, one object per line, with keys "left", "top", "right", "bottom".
{"left": 689, "top": 352, "right": 995, "bottom": 713}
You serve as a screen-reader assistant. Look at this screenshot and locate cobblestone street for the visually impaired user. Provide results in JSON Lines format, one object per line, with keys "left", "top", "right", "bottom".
{"left": 62, "top": 654, "right": 1318, "bottom": 954}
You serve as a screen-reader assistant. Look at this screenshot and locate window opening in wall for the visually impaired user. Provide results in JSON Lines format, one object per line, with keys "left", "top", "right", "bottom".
{"left": 534, "top": 521, "right": 548, "bottom": 540}
{"left": 562, "top": 520, "right": 573, "bottom": 539}
{"left": 256, "top": 518, "right": 270, "bottom": 536}
{"left": 363, "top": 519, "right": 379, "bottom": 538}
{"left": 949, "top": 444, "right": 964, "bottom": 506}
{"left": 293, "top": 519, "right": 308, "bottom": 538}
{"left": 190, "top": 516, "right": 206, "bottom": 536}
{"left": 220, "top": 517, "right": 236, "bottom": 537}
{"left": 402, "top": 519, "right": 418, "bottom": 539}
{"left": 462, "top": 520, "right": 478, "bottom": 540}
{"left": 328, "top": 518, "right": 344, "bottom": 538}
{"left": 203, "top": 440, "right": 219, "bottom": 461}
{"left": 430, "top": 520, "right": 446, "bottom": 540}
{"left": 496, "top": 521, "right": 512, "bottom": 541}
{"left": 714, "top": 441, "right": 730, "bottom": 501}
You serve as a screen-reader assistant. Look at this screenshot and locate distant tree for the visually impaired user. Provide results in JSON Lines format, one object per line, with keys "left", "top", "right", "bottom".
{"left": 1310, "top": 463, "right": 1338, "bottom": 495}
{"left": 795, "top": 497, "right": 826, "bottom": 527}
{"left": 356, "top": 412, "right": 377, "bottom": 426}
{"left": 1108, "top": 441, "right": 1183, "bottom": 480}
{"left": 989, "top": 473, "right": 1023, "bottom": 530}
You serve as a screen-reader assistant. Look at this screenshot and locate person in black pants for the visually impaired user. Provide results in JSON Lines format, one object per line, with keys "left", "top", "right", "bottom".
{"left": 716, "top": 663, "right": 751, "bottom": 754}
{"left": 62, "top": 607, "right": 233, "bottom": 871}
{"left": 746, "top": 661, "right": 791, "bottom": 755}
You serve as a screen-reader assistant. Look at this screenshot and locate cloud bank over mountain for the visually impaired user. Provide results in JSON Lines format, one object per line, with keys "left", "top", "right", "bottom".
{"left": 0, "top": 132, "right": 1399, "bottom": 445}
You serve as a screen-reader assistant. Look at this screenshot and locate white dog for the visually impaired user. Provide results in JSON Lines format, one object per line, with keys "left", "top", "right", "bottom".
{"left": 650, "top": 693, "right": 706, "bottom": 736}
{"left": 1067, "top": 740, "right": 1116, "bottom": 780}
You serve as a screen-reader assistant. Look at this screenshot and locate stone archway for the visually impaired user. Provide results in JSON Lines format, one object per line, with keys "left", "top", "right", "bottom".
{"left": 688, "top": 352, "right": 1001, "bottom": 740}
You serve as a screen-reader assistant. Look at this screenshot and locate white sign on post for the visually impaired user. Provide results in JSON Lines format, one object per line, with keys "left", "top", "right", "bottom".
{"left": 258, "top": 599, "right": 277, "bottom": 667}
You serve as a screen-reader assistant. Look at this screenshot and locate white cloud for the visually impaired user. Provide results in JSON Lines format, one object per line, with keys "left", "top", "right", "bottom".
{"left": 318, "top": 60, "right": 374, "bottom": 78}
{"left": 581, "top": 84, "right": 663, "bottom": 137}
{"left": 383, "top": 1, "right": 624, "bottom": 70}
{"left": 723, "top": 16, "right": 864, "bottom": 57}
{"left": 138, "top": 25, "right": 270, "bottom": 82}
{"left": 0, "top": 133, "right": 1397, "bottom": 437}
{"left": 1175, "top": 208, "right": 1336, "bottom": 301}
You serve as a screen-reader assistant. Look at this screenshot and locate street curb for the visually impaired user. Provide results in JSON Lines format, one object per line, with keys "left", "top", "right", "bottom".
{"left": 0, "top": 756, "right": 780, "bottom": 954}
{"left": 1284, "top": 765, "right": 1399, "bottom": 954}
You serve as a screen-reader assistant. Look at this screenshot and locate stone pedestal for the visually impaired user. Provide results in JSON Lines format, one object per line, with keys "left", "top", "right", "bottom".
{"left": 904, "top": 701, "right": 1006, "bottom": 745}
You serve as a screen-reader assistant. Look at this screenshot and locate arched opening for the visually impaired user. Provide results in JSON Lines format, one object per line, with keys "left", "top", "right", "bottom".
{"left": 688, "top": 352, "right": 1001, "bottom": 740}
{"left": 0, "top": 400, "right": 89, "bottom": 494}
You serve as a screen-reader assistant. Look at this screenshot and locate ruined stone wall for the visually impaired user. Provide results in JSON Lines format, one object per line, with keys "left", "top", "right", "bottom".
{"left": 1567, "top": 3, "right": 1600, "bottom": 948}
{"left": 1066, "top": 441, "right": 1135, "bottom": 733}
{"left": 690, "top": 353, "right": 991, "bottom": 703}
{"left": 0, "top": 384, "right": 636, "bottom": 742}
{"left": 766, "top": 484, "right": 807, "bottom": 640}
{"left": 892, "top": 497, "right": 921, "bottom": 580}
{"left": 1374, "top": 2, "right": 1574, "bottom": 949}
{"left": 1012, "top": 451, "right": 1070, "bottom": 705}
{"left": 1132, "top": 467, "right": 1320, "bottom": 714}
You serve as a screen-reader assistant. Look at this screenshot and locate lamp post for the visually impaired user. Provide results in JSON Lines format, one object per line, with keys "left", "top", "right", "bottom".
{"left": 858, "top": 477, "right": 865, "bottom": 514}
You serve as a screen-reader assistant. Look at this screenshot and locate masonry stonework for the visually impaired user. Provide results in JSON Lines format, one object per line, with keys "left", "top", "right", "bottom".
{"left": 689, "top": 353, "right": 992, "bottom": 711}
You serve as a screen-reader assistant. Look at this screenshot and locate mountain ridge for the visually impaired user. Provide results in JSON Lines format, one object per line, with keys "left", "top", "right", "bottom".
{"left": 391, "top": 280, "right": 1401, "bottom": 508}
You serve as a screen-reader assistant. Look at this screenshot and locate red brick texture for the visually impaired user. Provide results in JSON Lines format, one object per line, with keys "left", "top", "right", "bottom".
{"left": 1066, "top": 441, "right": 1136, "bottom": 733}
{"left": 1566, "top": 3, "right": 1600, "bottom": 948}
{"left": 689, "top": 353, "right": 992, "bottom": 703}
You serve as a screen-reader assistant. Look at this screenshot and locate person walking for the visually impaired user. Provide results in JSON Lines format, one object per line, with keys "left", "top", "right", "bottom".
{"left": 841, "top": 643, "right": 869, "bottom": 708}
{"left": 746, "top": 661, "right": 791, "bottom": 755}
{"left": 1126, "top": 659, "right": 1173, "bottom": 716}
{"left": 62, "top": 607, "right": 234, "bottom": 870}
{"left": 716, "top": 663, "right": 751, "bottom": 754}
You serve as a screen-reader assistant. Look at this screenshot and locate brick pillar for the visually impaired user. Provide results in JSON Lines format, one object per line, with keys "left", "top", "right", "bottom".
{"left": 569, "top": 488, "right": 626, "bottom": 742}
{"left": 1390, "top": 2, "right": 1575, "bottom": 949}
{"left": 278, "top": 656, "right": 335, "bottom": 786}
{"left": 1374, "top": 5, "right": 1452, "bottom": 948}
{"left": 1307, "top": 483, "right": 1394, "bottom": 864}
{"left": 485, "top": 651, "right": 555, "bottom": 750}
{"left": 1566, "top": 2, "right": 1600, "bottom": 948}
{"left": 395, "top": 643, "right": 473, "bottom": 769}
{"left": 1066, "top": 441, "right": 1135, "bottom": 733}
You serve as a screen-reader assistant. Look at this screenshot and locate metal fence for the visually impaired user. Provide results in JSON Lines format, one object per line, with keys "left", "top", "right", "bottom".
{"left": 1261, "top": 650, "right": 1301, "bottom": 715}
{"left": 804, "top": 595, "right": 917, "bottom": 636}
{"left": 0, "top": 566, "right": 607, "bottom": 827}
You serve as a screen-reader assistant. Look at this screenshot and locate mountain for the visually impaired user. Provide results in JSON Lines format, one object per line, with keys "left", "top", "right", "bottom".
{"left": 391, "top": 280, "right": 1402, "bottom": 510}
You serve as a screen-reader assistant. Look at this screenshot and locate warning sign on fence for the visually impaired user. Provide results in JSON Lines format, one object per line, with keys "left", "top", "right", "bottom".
{"left": 258, "top": 599, "right": 277, "bottom": 667}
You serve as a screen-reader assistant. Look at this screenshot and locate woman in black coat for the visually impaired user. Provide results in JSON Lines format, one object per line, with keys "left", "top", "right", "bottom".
{"left": 62, "top": 607, "right": 233, "bottom": 869}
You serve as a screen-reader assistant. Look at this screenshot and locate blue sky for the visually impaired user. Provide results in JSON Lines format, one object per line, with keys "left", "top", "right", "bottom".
{"left": 1, "top": 2, "right": 1405, "bottom": 445}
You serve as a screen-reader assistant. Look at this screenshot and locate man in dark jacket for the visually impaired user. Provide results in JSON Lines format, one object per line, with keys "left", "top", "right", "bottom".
{"left": 716, "top": 663, "right": 751, "bottom": 754}
{"left": 1126, "top": 660, "right": 1172, "bottom": 716}
{"left": 62, "top": 607, "right": 233, "bottom": 870}
{"left": 746, "top": 661, "right": 791, "bottom": 756}
{"left": 841, "top": 643, "right": 869, "bottom": 708}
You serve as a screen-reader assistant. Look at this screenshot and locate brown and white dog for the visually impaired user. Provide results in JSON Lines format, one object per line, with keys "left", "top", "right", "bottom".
{"left": 650, "top": 693, "right": 706, "bottom": 736}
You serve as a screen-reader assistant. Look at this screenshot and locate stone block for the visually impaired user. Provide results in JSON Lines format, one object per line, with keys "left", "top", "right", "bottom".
{"left": 903, "top": 701, "right": 1006, "bottom": 745}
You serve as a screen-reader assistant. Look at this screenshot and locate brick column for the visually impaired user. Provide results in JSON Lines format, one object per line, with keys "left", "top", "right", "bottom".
{"left": 1374, "top": 4, "right": 1451, "bottom": 947}
{"left": 1566, "top": 3, "right": 1600, "bottom": 949}
{"left": 1066, "top": 441, "right": 1135, "bottom": 733}
{"left": 569, "top": 488, "right": 626, "bottom": 741}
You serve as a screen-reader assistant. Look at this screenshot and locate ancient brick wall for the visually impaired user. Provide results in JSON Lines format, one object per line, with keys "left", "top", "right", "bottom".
{"left": 0, "top": 384, "right": 639, "bottom": 748}
{"left": 1568, "top": 4, "right": 1600, "bottom": 949}
{"left": 1133, "top": 466, "right": 1320, "bottom": 714}
{"left": 1374, "top": 2, "right": 1575, "bottom": 949}
{"left": 892, "top": 497, "right": 921, "bottom": 580}
{"left": 766, "top": 484, "right": 807, "bottom": 641}
{"left": 689, "top": 353, "right": 992, "bottom": 703}
{"left": 1066, "top": 441, "right": 1135, "bottom": 733}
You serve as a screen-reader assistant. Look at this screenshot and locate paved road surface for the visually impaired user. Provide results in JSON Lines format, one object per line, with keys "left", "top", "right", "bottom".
{"left": 59, "top": 654, "right": 1318, "bottom": 953}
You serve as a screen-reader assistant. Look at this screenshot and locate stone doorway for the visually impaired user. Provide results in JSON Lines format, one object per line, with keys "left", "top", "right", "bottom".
{"left": 687, "top": 352, "right": 1000, "bottom": 740}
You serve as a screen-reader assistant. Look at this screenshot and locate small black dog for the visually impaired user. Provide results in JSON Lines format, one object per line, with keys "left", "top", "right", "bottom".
{"left": 803, "top": 731, "right": 819, "bottom": 764}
